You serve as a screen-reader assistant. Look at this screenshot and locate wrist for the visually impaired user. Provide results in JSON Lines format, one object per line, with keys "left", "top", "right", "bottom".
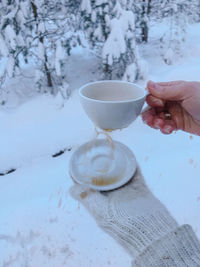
{"left": 133, "top": 224, "right": 200, "bottom": 266}
{"left": 99, "top": 203, "right": 177, "bottom": 257}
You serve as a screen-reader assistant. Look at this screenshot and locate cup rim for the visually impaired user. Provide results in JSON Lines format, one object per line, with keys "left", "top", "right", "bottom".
{"left": 79, "top": 80, "right": 146, "bottom": 104}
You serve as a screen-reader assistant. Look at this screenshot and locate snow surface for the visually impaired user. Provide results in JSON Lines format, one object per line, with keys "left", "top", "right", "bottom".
{"left": 1, "top": 23, "right": 200, "bottom": 266}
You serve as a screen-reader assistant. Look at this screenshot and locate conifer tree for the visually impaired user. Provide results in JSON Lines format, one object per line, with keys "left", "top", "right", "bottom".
{"left": 159, "top": 0, "right": 188, "bottom": 64}
{"left": 81, "top": 0, "right": 147, "bottom": 81}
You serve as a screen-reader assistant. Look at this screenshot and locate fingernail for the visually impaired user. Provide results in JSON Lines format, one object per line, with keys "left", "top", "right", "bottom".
{"left": 154, "top": 118, "right": 164, "bottom": 129}
{"left": 148, "top": 81, "right": 161, "bottom": 92}
{"left": 154, "top": 98, "right": 164, "bottom": 106}
{"left": 154, "top": 121, "right": 160, "bottom": 129}
{"left": 142, "top": 113, "right": 149, "bottom": 122}
{"left": 142, "top": 116, "right": 147, "bottom": 123}
{"left": 148, "top": 80, "right": 157, "bottom": 89}
{"left": 142, "top": 114, "right": 153, "bottom": 125}
{"left": 162, "top": 125, "right": 173, "bottom": 134}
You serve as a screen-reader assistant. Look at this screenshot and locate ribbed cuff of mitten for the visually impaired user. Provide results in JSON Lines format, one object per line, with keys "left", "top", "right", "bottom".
{"left": 133, "top": 224, "right": 200, "bottom": 267}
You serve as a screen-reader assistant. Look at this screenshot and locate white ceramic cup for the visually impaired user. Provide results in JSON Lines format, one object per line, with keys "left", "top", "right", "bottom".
{"left": 79, "top": 80, "right": 146, "bottom": 130}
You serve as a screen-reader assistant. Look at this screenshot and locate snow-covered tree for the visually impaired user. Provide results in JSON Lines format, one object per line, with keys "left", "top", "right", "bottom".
{"left": 29, "top": 0, "right": 80, "bottom": 95}
{"left": 0, "top": 0, "right": 80, "bottom": 98}
{"left": 81, "top": 0, "right": 147, "bottom": 81}
{"left": 139, "top": 0, "right": 152, "bottom": 43}
{"left": 0, "top": 0, "right": 27, "bottom": 86}
{"left": 159, "top": 0, "right": 188, "bottom": 65}
{"left": 183, "top": 0, "right": 200, "bottom": 23}
{"left": 128, "top": 0, "right": 189, "bottom": 65}
{"left": 119, "top": 0, "right": 152, "bottom": 43}
{"left": 80, "top": 0, "right": 112, "bottom": 76}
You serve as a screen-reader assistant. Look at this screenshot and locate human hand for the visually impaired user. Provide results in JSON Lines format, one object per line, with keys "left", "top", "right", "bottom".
{"left": 142, "top": 80, "right": 200, "bottom": 135}
{"left": 70, "top": 166, "right": 177, "bottom": 258}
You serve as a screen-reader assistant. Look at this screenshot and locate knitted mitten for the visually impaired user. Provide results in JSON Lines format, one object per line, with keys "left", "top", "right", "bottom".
{"left": 134, "top": 224, "right": 200, "bottom": 266}
{"left": 70, "top": 166, "right": 178, "bottom": 258}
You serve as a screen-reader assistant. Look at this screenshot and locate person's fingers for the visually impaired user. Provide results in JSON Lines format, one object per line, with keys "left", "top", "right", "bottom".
{"left": 153, "top": 117, "right": 165, "bottom": 129}
{"left": 146, "top": 94, "right": 165, "bottom": 107}
{"left": 142, "top": 98, "right": 200, "bottom": 135}
{"left": 142, "top": 108, "right": 170, "bottom": 128}
{"left": 160, "top": 120, "right": 177, "bottom": 134}
{"left": 167, "top": 102, "right": 185, "bottom": 131}
{"left": 158, "top": 112, "right": 167, "bottom": 120}
{"left": 142, "top": 108, "right": 155, "bottom": 126}
{"left": 146, "top": 80, "right": 189, "bottom": 101}
{"left": 156, "top": 80, "right": 184, "bottom": 86}
{"left": 142, "top": 105, "right": 178, "bottom": 134}
{"left": 160, "top": 125, "right": 174, "bottom": 134}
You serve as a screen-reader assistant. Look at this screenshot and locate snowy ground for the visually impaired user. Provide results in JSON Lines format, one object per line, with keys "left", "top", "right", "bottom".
{"left": 1, "top": 23, "right": 200, "bottom": 266}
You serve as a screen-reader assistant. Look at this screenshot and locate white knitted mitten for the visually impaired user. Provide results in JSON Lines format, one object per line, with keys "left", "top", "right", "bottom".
{"left": 70, "top": 166, "right": 178, "bottom": 258}
{"left": 133, "top": 224, "right": 200, "bottom": 266}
